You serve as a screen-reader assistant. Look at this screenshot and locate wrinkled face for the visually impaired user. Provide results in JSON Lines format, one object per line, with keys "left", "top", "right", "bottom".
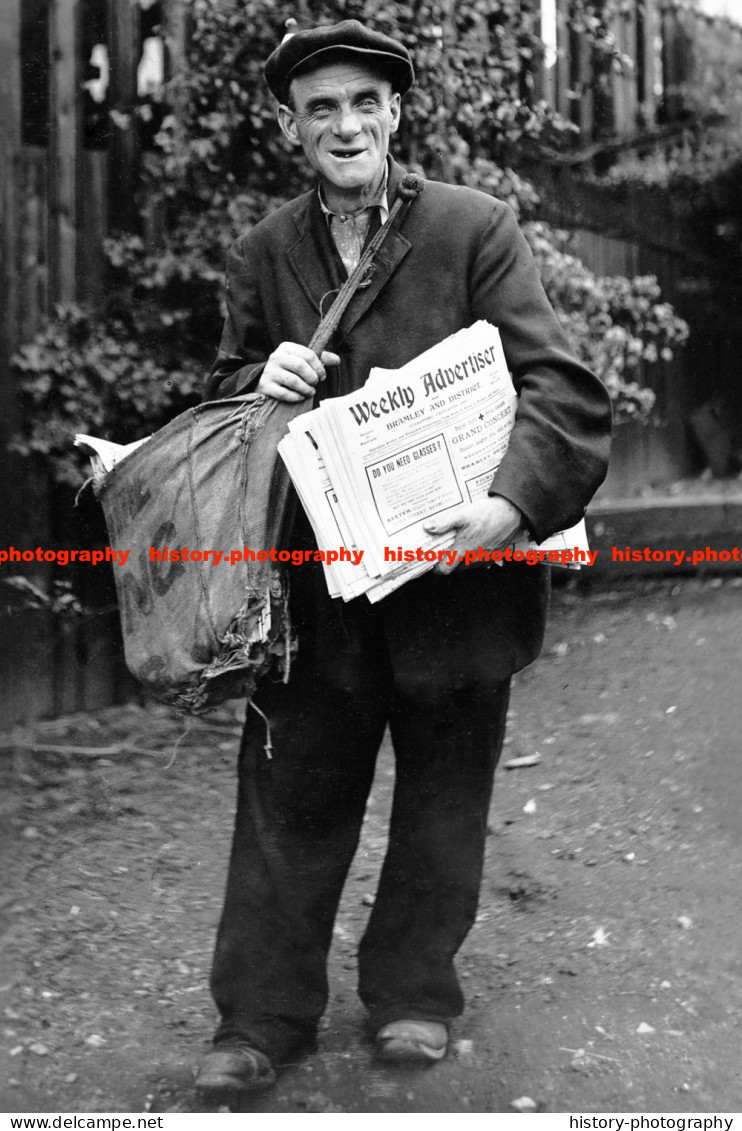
{"left": 278, "top": 59, "right": 401, "bottom": 205}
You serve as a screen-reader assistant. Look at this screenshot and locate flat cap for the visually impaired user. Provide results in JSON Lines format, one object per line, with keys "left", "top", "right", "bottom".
{"left": 265, "top": 19, "right": 414, "bottom": 103}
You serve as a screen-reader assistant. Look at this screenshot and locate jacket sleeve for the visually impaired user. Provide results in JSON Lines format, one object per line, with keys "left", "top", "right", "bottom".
{"left": 471, "top": 202, "right": 612, "bottom": 544}
{"left": 203, "top": 234, "right": 270, "bottom": 402}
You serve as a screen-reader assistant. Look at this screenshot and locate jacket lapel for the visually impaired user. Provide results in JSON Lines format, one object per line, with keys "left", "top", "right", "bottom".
{"left": 334, "top": 159, "right": 413, "bottom": 345}
{"left": 334, "top": 226, "right": 411, "bottom": 345}
{"left": 286, "top": 193, "right": 343, "bottom": 319}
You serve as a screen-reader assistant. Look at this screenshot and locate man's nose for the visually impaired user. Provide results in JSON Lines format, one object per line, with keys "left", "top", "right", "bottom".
{"left": 332, "top": 108, "right": 362, "bottom": 138}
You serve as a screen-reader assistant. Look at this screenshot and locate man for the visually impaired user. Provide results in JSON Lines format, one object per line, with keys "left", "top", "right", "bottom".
{"left": 196, "top": 20, "right": 612, "bottom": 1097}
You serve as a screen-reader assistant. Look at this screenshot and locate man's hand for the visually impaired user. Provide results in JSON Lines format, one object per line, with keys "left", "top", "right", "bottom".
{"left": 423, "top": 496, "right": 524, "bottom": 576}
{"left": 257, "top": 342, "right": 340, "bottom": 402}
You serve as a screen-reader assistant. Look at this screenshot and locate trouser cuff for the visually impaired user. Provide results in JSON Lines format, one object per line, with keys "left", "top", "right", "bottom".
{"left": 214, "top": 1014, "right": 317, "bottom": 1065}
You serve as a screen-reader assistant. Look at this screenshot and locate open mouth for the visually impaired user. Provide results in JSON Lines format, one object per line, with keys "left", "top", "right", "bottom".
{"left": 330, "top": 148, "right": 366, "bottom": 160}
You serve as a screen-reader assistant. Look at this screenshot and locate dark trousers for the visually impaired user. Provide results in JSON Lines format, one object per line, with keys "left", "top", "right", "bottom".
{"left": 210, "top": 561, "right": 512, "bottom": 1062}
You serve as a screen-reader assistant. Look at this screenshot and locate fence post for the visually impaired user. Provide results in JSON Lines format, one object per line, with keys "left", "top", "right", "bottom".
{"left": 48, "top": 0, "right": 82, "bottom": 304}
{"left": 162, "top": 0, "right": 189, "bottom": 76}
{"left": 555, "top": 0, "right": 572, "bottom": 121}
{"left": 612, "top": 4, "right": 638, "bottom": 137}
{"left": 0, "top": 0, "right": 22, "bottom": 365}
{"left": 108, "top": 0, "right": 140, "bottom": 233}
{"left": 661, "top": 3, "right": 693, "bottom": 121}
{"left": 637, "top": 0, "right": 660, "bottom": 124}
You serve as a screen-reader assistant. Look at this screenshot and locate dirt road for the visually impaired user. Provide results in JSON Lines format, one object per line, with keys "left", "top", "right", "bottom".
{"left": 2, "top": 573, "right": 742, "bottom": 1113}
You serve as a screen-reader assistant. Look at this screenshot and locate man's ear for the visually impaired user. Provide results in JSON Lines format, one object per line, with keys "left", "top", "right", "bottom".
{"left": 389, "top": 92, "right": 401, "bottom": 135}
{"left": 278, "top": 104, "right": 301, "bottom": 146}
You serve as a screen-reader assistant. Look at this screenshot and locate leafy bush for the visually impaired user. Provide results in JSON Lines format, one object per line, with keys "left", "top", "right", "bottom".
{"left": 10, "top": 304, "right": 203, "bottom": 485}
{"left": 526, "top": 224, "right": 689, "bottom": 421}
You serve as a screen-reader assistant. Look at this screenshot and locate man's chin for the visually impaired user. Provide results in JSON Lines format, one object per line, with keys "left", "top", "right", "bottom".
{"left": 321, "top": 157, "right": 381, "bottom": 193}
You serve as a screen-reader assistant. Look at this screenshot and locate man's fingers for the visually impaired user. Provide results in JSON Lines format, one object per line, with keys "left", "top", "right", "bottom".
{"left": 259, "top": 377, "right": 310, "bottom": 403}
{"left": 434, "top": 556, "right": 460, "bottom": 576}
{"left": 259, "top": 343, "right": 342, "bottom": 402}
{"left": 271, "top": 343, "right": 327, "bottom": 381}
{"left": 279, "top": 368, "right": 319, "bottom": 393}
{"left": 282, "top": 355, "right": 323, "bottom": 385}
{"left": 284, "top": 343, "right": 331, "bottom": 381}
{"left": 271, "top": 389, "right": 306, "bottom": 403}
{"left": 423, "top": 514, "right": 463, "bottom": 536}
{"left": 258, "top": 367, "right": 317, "bottom": 401}
{"left": 258, "top": 369, "right": 315, "bottom": 397}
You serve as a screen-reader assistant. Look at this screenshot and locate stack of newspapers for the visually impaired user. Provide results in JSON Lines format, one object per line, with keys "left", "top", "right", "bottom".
{"left": 278, "top": 320, "right": 590, "bottom": 602}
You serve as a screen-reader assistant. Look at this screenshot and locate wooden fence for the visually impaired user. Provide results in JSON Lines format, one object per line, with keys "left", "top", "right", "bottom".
{"left": 534, "top": 0, "right": 742, "bottom": 497}
{"left": 0, "top": 0, "right": 183, "bottom": 726}
{"left": 539, "top": 0, "right": 742, "bottom": 146}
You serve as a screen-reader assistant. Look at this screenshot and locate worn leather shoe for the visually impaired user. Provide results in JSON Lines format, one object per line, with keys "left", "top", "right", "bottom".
{"left": 195, "top": 1042, "right": 277, "bottom": 1096}
{"left": 375, "top": 1020, "right": 448, "bottom": 1063}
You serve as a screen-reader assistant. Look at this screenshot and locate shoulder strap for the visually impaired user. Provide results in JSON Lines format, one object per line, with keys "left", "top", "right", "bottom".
{"left": 308, "top": 173, "right": 425, "bottom": 356}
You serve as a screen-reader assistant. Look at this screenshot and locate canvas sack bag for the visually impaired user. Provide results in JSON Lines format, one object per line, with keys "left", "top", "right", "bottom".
{"left": 96, "top": 393, "right": 308, "bottom": 714}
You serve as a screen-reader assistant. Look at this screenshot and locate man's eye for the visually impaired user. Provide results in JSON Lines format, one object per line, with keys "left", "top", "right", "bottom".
{"left": 358, "top": 99, "right": 380, "bottom": 110}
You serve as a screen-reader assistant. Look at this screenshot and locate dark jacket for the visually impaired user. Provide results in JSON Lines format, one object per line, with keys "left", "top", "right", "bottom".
{"left": 205, "top": 160, "right": 612, "bottom": 677}
{"left": 206, "top": 160, "right": 611, "bottom": 544}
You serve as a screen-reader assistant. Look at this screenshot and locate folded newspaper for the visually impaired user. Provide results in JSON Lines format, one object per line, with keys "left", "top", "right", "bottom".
{"left": 74, "top": 433, "right": 150, "bottom": 480}
{"left": 278, "top": 320, "right": 591, "bottom": 602}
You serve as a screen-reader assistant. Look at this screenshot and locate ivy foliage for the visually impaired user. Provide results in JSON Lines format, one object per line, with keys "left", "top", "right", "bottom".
{"left": 12, "top": 0, "right": 689, "bottom": 483}
{"left": 526, "top": 225, "right": 688, "bottom": 421}
{"left": 10, "top": 303, "right": 204, "bottom": 485}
